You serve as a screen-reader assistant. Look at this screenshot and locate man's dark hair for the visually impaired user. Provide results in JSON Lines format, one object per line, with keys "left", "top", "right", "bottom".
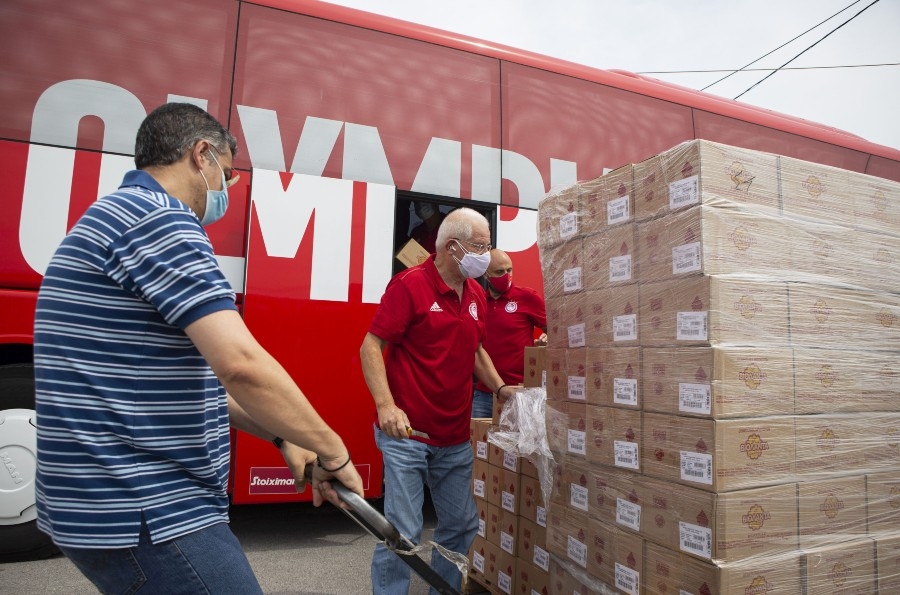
{"left": 134, "top": 103, "right": 238, "bottom": 169}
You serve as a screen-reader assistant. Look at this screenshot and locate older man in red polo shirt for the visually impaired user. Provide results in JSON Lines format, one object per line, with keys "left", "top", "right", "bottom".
{"left": 472, "top": 249, "right": 548, "bottom": 418}
{"left": 360, "top": 207, "right": 514, "bottom": 594}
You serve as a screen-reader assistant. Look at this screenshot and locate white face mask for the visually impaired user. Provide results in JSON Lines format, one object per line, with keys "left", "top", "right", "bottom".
{"left": 452, "top": 240, "right": 491, "bottom": 278}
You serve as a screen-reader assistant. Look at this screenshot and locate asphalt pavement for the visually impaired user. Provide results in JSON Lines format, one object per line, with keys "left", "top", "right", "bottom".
{"left": 0, "top": 497, "right": 481, "bottom": 594}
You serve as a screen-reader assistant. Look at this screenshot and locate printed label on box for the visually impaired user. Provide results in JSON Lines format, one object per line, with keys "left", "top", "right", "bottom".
{"left": 669, "top": 175, "right": 699, "bottom": 209}
{"left": 616, "top": 497, "right": 642, "bottom": 531}
{"left": 615, "top": 441, "right": 640, "bottom": 470}
{"left": 680, "top": 451, "right": 713, "bottom": 485}
{"left": 567, "top": 535, "right": 588, "bottom": 568}
{"left": 609, "top": 254, "right": 633, "bottom": 282}
{"left": 676, "top": 312, "right": 708, "bottom": 341}
{"left": 615, "top": 562, "right": 640, "bottom": 595}
{"left": 502, "top": 490, "right": 515, "bottom": 513}
{"left": 537, "top": 506, "right": 547, "bottom": 527}
{"left": 478, "top": 517, "right": 485, "bottom": 537}
{"left": 474, "top": 478, "right": 485, "bottom": 498}
{"left": 568, "top": 323, "right": 586, "bottom": 348}
{"left": 503, "top": 451, "right": 517, "bottom": 471}
{"left": 563, "top": 267, "right": 582, "bottom": 292}
{"left": 613, "top": 314, "right": 638, "bottom": 342}
{"left": 679, "top": 383, "right": 711, "bottom": 414}
{"left": 498, "top": 569, "right": 512, "bottom": 594}
{"left": 608, "top": 195, "right": 630, "bottom": 224}
{"left": 672, "top": 242, "right": 702, "bottom": 274}
{"left": 501, "top": 530, "right": 515, "bottom": 555}
{"left": 534, "top": 545, "right": 550, "bottom": 571}
{"left": 570, "top": 484, "right": 589, "bottom": 511}
{"left": 473, "top": 550, "right": 485, "bottom": 572}
{"left": 476, "top": 441, "right": 488, "bottom": 459}
{"left": 679, "top": 521, "right": 712, "bottom": 559}
{"left": 613, "top": 378, "right": 638, "bottom": 406}
{"left": 568, "top": 376, "right": 586, "bottom": 400}
{"left": 568, "top": 429, "right": 586, "bottom": 456}
{"left": 560, "top": 212, "right": 578, "bottom": 238}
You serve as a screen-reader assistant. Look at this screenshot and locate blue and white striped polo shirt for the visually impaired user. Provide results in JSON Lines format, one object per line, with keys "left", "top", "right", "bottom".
{"left": 34, "top": 170, "right": 238, "bottom": 548}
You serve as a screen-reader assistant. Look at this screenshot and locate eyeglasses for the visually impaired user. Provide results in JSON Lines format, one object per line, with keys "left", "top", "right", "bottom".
{"left": 207, "top": 146, "right": 240, "bottom": 187}
{"left": 455, "top": 238, "right": 492, "bottom": 254}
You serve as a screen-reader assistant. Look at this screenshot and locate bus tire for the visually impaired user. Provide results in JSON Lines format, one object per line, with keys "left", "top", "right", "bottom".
{"left": 0, "top": 364, "right": 59, "bottom": 562}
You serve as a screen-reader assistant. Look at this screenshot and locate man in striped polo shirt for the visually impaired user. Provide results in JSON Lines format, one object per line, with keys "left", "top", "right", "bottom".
{"left": 33, "top": 103, "right": 363, "bottom": 594}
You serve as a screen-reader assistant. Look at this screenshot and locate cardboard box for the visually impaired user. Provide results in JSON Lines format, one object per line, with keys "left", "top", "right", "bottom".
{"left": 489, "top": 441, "right": 521, "bottom": 474}
{"left": 666, "top": 481, "right": 799, "bottom": 563}
{"left": 797, "top": 475, "right": 868, "bottom": 548}
{"left": 583, "top": 285, "right": 640, "bottom": 347}
{"left": 638, "top": 275, "right": 790, "bottom": 347}
{"left": 475, "top": 498, "right": 489, "bottom": 540}
{"left": 499, "top": 467, "right": 521, "bottom": 516}
{"left": 645, "top": 139, "right": 781, "bottom": 220}
{"left": 586, "top": 405, "right": 641, "bottom": 471}
{"left": 545, "top": 401, "right": 587, "bottom": 461}
{"left": 537, "top": 186, "right": 581, "bottom": 250}
{"left": 793, "top": 347, "right": 900, "bottom": 414}
{"left": 544, "top": 348, "right": 568, "bottom": 401}
{"left": 800, "top": 539, "right": 876, "bottom": 594}
{"left": 788, "top": 283, "right": 900, "bottom": 350}
{"left": 514, "top": 560, "right": 549, "bottom": 595}
{"left": 645, "top": 541, "right": 802, "bottom": 595}
{"left": 519, "top": 474, "right": 547, "bottom": 527}
{"left": 490, "top": 540, "right": 518, "bottom": 595}
{"left": 788, "top": 218, "right": 857, "bottom": 287}
{"left": 780, "top": 155, "right": 852, "bottom": 226}
{"left": 641, "top": 346, "right": 795, "bottom": 418}
{"left": 642, "top": 412, "right": 796, "bottom": 492}
{"left": 394, "top": 237, "right": 430, "bottom": 268}
{"left": 492, "top": 506, "right": 519, "bottom": 557}
{"left": 471, "top": 418, "right": 491, "bottom": 461}
{"left": 636, "top": 204, "right": 792, "bottom": 282}
{"left": 875, "top": 534, "right": 900, "bottom": 593}
{"left": 866, "top": 470, "right": 900, "bottom": 536}
{"left": 540, "top": 237, "right": 583, "bottom": 298}
{"left": 853, "top": 228, "right": 900, "bottom": 292}
{"left": 793, "top": 413, "right": 900, "bottom": 480}
{"left": 544, "top": 294, "right": 586, "bottom": 350}
{"left": 850, "top": 170, "right": 900, "bottom": 237}
{"left": 581, "top": 165, "right": 634, "bottom": 236}
{"left": 582, "top": 223, "right": 637, "bottom": 289}
{"left": 517, "top": 517, "right": 549, "bottom": 572}
{"left": 584, "top": 347, "right": 641, "bottom": 409}
{"left": 523, "top": 346, "right": 546, "bottom": 389}
{"left": 468, "top": 535, "right": 491, "bottom": 586}
{"left": 472, "top": 458, "right": 490, "bottom": 502}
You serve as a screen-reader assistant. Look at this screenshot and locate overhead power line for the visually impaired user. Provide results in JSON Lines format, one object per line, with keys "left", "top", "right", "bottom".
{"left": 733, "top": 0, "right": 882, "bottom": 100}
{"left": 637, "top": 62, "right": 900, "bottom": 75}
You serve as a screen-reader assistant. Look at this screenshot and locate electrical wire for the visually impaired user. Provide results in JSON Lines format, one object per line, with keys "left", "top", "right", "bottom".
{"left": 638, "top": 63, "right": 899, "bottom": 74}
{"left": 699, "top": 0, "right": 864, "bottom": 91}
{"left": 733, "top": 0, "right": 882, "bottom": 99}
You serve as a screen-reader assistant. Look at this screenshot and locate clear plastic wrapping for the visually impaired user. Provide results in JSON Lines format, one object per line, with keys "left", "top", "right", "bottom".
{"left": 534, "top": 139, "right": 900, "bottom": 594}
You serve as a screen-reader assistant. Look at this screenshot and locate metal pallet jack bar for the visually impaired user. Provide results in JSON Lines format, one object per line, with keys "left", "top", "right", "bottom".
{"left": 308, "top": 467, "right": 462, "bottom": 595}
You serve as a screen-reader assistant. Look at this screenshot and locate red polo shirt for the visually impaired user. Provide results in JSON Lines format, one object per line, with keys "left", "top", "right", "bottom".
{"left": 369, "top": 255, "right": 486, "bottom": 445}
{"left": 475, "top": 284, "right": 547, "bottom": 392}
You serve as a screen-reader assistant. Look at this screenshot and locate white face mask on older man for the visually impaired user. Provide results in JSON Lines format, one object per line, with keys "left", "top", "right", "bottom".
{"left": 451, "top": 240, "right": 491, "bottom": 278}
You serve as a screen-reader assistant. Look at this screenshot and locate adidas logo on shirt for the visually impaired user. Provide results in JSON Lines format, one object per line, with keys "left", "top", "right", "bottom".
{"left": 430, "top": 302, "right": 443, "bottom": 312}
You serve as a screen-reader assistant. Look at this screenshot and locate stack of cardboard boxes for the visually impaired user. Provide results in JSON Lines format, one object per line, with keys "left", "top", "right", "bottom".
{"left": 533, "top": 139, "right": 900, "bottom": 594}
{"left": 469, "top": 389, "right": 551, "bottom": 595}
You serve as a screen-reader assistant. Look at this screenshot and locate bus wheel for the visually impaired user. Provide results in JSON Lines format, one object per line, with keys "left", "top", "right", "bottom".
{"left": 0, "top": 364, "right": 59, "bottom": 562}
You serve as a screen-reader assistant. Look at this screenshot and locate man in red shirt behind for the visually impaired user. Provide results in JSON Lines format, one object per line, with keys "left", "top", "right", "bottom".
{"left": 360, "top": 208, "right": 514, "bottom": 594}
{"left": 472, "top": 249, "right": 547, "bottom": 418}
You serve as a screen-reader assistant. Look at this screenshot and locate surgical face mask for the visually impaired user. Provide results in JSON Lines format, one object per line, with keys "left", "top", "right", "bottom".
{"left": 414, "top": 202, "right": 435, "bottom": 220}
{"left": 488, "top": 272, "right": 512, "bottom": 294}
{"left": 452, "top": 240, "right": 491, "bottom": 278}
{"left": 199, "top": 151, "right": 229, "bottom": 226}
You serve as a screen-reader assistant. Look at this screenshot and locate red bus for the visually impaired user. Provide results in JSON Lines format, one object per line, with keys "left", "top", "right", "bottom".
{"left": 2, "top": 0, "right": 899, "bottom": 561}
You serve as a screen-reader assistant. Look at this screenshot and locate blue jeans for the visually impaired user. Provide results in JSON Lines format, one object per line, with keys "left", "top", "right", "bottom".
{"left": 372, "top": 426, "right": 478, "bottom": 595}
{"left": 471, "top": 389, "right": 493, "bottom": 418}
{"left": 58, "top": 519, "right": 262, "bottom": 595}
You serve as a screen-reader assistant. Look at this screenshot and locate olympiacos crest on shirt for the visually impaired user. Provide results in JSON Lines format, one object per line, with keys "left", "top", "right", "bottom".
{"left": 469, "top": 302, "right": 479, "bottom": 320}
{"left": 505, "top": 301, "right": 518, "bottom": 313}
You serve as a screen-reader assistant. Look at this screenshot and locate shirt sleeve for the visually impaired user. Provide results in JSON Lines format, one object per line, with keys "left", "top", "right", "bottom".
{"left": 369, "top": 275, "right": 415, "bottom": 343}
{"left": 105, "top": 209, "right": 236, "bottom": 329}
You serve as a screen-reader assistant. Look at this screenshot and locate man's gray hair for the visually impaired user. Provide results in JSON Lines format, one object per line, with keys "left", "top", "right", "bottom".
{"left": 134, "top": 103, "right": 237, "bottom": 169}
{"left": 435, "top": 207, "right": 489, "bottom": 250}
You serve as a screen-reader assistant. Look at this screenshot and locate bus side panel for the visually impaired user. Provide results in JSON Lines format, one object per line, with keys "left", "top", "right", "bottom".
{"left": 0, "top": 0, "right": 239, "bottom": 148}
{"left": 229, "top": 3, "right": 500, "bottom": 195}
{"left": 501, "top": 61, "right": 696, "bottom": 185}
{"left": 0, "top": 290, "right": 37, "bottom": 344}
{"left": 692, "top": 110, "right": 872, "bottom": 174}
